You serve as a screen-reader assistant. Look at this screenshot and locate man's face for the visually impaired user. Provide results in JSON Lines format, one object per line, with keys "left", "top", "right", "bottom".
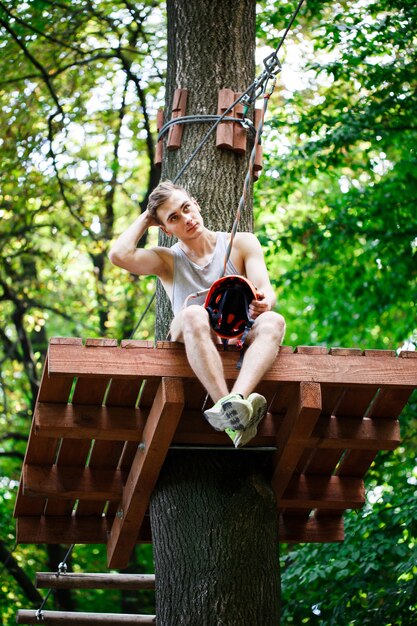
{"left": 157, "top": 189, "right": 204, "bottom": 239}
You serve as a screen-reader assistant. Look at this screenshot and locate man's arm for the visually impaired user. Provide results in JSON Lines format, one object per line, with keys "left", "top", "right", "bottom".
{"left": 234, "top": 232, "right": 276, "bottom": 319}
{"left": 108, "top": 210, "right": 172, "bottom": 279}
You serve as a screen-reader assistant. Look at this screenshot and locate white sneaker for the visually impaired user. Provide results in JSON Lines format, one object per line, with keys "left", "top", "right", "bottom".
{"left": 204, "top": 393, "right": 253, "bottom": 432}
{"left": 225, "top": 394, "right": 267, "bottom": 448}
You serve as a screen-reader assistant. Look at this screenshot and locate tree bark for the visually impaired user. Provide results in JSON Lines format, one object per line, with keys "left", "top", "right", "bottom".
{"left": 156, "top": 0, "right": 256, "bottom": 340}
{"left": 150, "top": 1, "right": 281, "bottom": 624}
{"left": 150, "top": 452, "right": 280, "bottom": 625}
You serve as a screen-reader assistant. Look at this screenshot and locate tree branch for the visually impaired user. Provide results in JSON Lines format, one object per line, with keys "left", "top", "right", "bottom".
{"left": 0, "top": 541, "right": 43, "bottom": 604}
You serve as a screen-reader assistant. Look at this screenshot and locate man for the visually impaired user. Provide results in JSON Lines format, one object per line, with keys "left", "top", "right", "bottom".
{"left": 109, "top": 181, "right": 286, "bottom": 447}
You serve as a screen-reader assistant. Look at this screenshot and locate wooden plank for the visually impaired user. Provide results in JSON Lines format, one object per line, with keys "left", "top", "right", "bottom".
{"left": 294, "top": 415, "right": 400, "bottom": 450}
{"left": 279, "top": 475, "right": 365, "bottom": 510}
{"left": 77, "top": 374, "right": 144, "bottom": 517}
{"left": 295, "top": 346, "right": 329, "bottom": 355}
{"left": 16, "top": 610, "right": 155, "bottom": 625}
{"left": 301, "top": 383, "right": 379, "bottom": 477}
{"left": 367, "top": 386, "right": 413, "bottom": 419}
{"left": 14, "top": 356, "right": 74, "bottom": 518}
{"left": 35, "top": 572, "right": 155, "bottom": 590}
{"left": 16, "top": 516, "right": 152, "bottom": 545}
{"left": 272, "top": 382, "right": 322, "bottom": 500}
{"left": 35, "top": 403, "right": 146, "bottom": 440}
{"left": 172, "top": 409, "right": 277, "bottom": 446}
{"left": 280, "top": 514, "right": 344, "bottom": 543}
{"left": 44, "top": 375, "right": 110, "bottom": 516}
{"left": 48, "top": 343, "right": 417, "bottom": 386}
{"left": 107, "top": 377, "right": 185, "bottom": 569}
{"left": 23, "top": 465, "right": 125, "bottom": 500}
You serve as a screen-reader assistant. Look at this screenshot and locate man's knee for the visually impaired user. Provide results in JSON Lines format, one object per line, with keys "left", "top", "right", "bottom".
{"left": 180, "top": 305, "right": 211, "bottom": 336}
{"left": 255, "top": 311, "right": 286, "bottom": 343}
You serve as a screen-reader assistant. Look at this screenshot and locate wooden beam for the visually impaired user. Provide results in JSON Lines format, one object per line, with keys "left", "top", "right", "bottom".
{"left": 107, "top": 377, "right": 184, "bottom": 569}
{"left": 35, "top": 572, "right": 155, "bottom": 590}
{"left": 47, "top": 342, "right": 417, "bottom": 386}
{"left": 293, "top": 415, "right": 401, "bottom": 450}
{"left": 23, "top": 465, "right": 126, "bottom": 500}
{"left": 272, "top": 382, "right": 322, "bottom": 500}
{"left": 35, "top": 403, "right": 145, "bottom": 440}
{"left": 280, "top": 514, "right": 344, "bottom": 543}
{"left": 279, "top": 475, "right": 365, "bottom": 510}
{"left": 16, "top": 610, "right": 155, "bottom": 625}
{"left": 16, "top": 512, "right": 344, "bottom": 546}
{"left": 16, "top": 516, "right": 152, "bottom": 545}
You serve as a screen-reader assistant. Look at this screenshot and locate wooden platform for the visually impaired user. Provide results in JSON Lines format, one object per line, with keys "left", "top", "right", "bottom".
{"left": 14, "top": 338, "right": 417, "bottom": 569}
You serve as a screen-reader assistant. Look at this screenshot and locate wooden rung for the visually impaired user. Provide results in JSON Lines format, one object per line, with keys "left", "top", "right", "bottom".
{"left": 16, "top": 515, "right": 152, "bottom": 545}
{"left": 167, "top": 88, "right": 188, "bottom": 150}
{"left": 293, "top": 415, "right": 401, "bottom": 450}
{"left": 23, "top": 465, "right": 126, "bottom": 500}
{"left": 16, "top": 610, "right": 155, "bottom": 625}
{"left": 216, "top": 88, "right": 235, "bottom": 150}
{"left": 280, "top": 514, "right": 344, "bottom": 543}
{"left": 35, "top": 403, "right": 145, "bottom": 440}
{"left": 279, "top": 475, "right": 365, "bottom": 510}
{"left": 232, "top": 92, "right": 246, "bottom": 154}
{"left": 36, "top": 572, "right": 155, "bottom": 590}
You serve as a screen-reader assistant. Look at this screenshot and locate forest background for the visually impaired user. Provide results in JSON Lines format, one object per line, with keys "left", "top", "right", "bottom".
{"left": 0, "top": 0, "right": 416, "bottom": 624}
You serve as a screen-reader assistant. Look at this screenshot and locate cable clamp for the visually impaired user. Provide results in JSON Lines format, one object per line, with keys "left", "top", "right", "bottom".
{"left": 263, "top": 52, "right": 282, "bottom": 77}
{"left": 35, "top": 609, "right": 44, "bottom": 621}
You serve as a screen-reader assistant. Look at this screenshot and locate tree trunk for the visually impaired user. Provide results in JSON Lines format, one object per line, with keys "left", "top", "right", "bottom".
{"left": 150, "top": 452, "right": 280, "bottom": 625}
{"left": 150, "top": 1, "right": 281, "bottom": 624}
{"left": 156, "top": 0, "right": 256, "bottom": 340}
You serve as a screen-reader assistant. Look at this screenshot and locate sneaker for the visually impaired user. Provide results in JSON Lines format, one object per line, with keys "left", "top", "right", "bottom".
{"left": 204, "top": 393, "right": 253, "bottom": 432}
{"left": 225, "top": 394, "right": 267, "bottom": 448}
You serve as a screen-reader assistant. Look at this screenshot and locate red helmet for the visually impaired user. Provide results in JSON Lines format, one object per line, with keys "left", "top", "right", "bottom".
{"left": 204, "top": 275, "right": 259, "bottom": 340}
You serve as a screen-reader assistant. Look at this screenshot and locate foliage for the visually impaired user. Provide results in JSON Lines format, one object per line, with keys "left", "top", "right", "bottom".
{"left": 256, "top": 0, "right": 417, "bottom": 350}
{"left": 0, "top": 0, "right": 416, "bottom": 623}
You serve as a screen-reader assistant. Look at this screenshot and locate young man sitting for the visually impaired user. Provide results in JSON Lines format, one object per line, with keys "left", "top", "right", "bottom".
{"left": 108, "top": 181, "right": 286, "bottom": 447}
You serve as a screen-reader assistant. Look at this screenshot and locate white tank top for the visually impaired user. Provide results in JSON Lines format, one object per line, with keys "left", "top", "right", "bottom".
{"left": 169, "top": 232, "right": 238, "bottom": 315}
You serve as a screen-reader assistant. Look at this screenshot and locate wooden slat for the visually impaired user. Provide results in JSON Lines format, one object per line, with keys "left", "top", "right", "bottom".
{"left": 173, "top": 409, "right": 276, "bottom": 446}
{"left": 13, "top": 355, "right": 75, "bottom": 518}
{"left": 279, "top": 475, "right": 365, "bottom": 510}
{"left": 280, "top": 513, "right": 344, "bottom": 543}
{"left": 16, "top": 512, "right": 342, "bottom": 546}
{"left": 35, "top": 572, "right": 155, "bottom": 590}
{"left": 272, "top": 382, "right": 322, "bottom": 500}
{"left": 48, "top": 343, "right": 417, "bottom": 386}
{"left": 294, "top": 415, "right": 400, "bottom": 450}
{"left": 23, "top": 465, "right": 125, "bottom": 500}
{"left": 44, "top": 375, "right": 110, "bottom": 516}
{"left": 107, "top": 377, "right": 185, "bottom": 569}
{"left": 35, "top": 403, "right": 145, "bottom": 440}
{"left": 16, "top": 610, "right": 155, "bottom": 625}
{"left": 77, "top": 373, "right": 144, "bottom": 517}
{"left": 16, "top": 516, "right": 152, "bottom": 545}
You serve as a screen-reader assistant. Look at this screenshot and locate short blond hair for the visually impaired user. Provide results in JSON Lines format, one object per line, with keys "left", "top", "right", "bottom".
{"left": 147, "top": 180, "right": 189, "bottom": 224}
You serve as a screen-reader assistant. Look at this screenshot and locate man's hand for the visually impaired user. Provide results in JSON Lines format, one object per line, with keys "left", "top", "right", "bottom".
{"left": 143, "top": 209, "right": 160, "bottom": 228}
{"left": 248, "top": 291, "right": 272, "bottom": 320}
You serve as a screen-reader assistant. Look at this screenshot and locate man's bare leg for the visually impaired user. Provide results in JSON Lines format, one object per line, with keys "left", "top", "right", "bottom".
{"left": 170, "top": 305, "right": 228, "bottom": 402}
{"left": 170, "top": 306, "right": 254, "bottom": 431}
{"left": 232, "top": 311, "right": 286, "bottom": 398}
